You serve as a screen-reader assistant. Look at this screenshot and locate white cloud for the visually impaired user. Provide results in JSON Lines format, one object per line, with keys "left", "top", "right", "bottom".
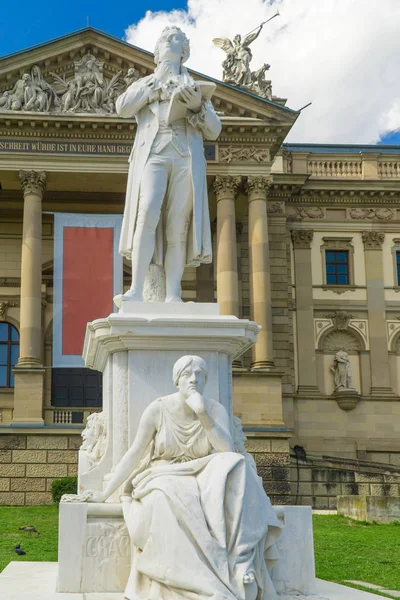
{"left": 125, "top": 0, "right": 400, "bottom": 144}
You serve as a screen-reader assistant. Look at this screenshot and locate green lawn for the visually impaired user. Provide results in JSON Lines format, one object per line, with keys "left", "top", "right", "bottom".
{"left": 0, "top": 506, "right": 59, "bottom": 573}
{"left": 313, "top": 514, "right": 400, "bottom": 598}
{"left": 0, "top": 508, "right": 399, "bottom": 599}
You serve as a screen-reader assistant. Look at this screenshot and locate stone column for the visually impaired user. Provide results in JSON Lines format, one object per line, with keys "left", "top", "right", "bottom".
{"left": 214, "top": 175, "right": 241, "bottom": 316}
{"left": 12, "top": 170, "right": 46, "bottom": 424}
{"left": 247, "top": 176, "right": 274, "bottom": 370}
{"left": 362, "top": 231, "right": 392, "bottom": 396}
{"left": 291, "top": 230, "right": 319, "bottom": 394}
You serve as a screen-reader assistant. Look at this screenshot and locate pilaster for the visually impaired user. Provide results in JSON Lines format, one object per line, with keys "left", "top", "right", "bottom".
{"left": 362, "top": 231, "right": 392, "bottom": 396}
{"left": 291, "top": 230, "right": 319, "bottom": 394}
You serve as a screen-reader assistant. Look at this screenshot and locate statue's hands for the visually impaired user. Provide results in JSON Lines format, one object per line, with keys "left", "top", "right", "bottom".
{"left": 88, "top": 490, "right": 107, "bottom": 503}
{"left": 179, "top": 85, "right": 202, "bottom": 113}
{"left": 186, "top": 391, "right": 206, "bottom": 415}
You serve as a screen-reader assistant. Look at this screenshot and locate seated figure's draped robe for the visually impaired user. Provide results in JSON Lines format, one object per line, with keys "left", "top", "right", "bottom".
{"left": 122, "top": 397, "right": 282, "bottom": 600}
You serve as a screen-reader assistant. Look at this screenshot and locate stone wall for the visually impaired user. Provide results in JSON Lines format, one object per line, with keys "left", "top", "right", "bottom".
{"left": 246, "top": 437, "right": 292, "bottom": 504}
{"left": 0, "top": 432, "right": 293, "bottom": 506}
{"left": 290, "top": 453, "right": 400, "bottom": 509}
{"left": 0, "top": 434, "right": 80, "bottom": 506}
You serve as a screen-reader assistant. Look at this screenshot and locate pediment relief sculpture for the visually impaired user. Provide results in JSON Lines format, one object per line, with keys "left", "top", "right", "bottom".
{"left": 0, "top": 53, "right": 138, "bottom": 115}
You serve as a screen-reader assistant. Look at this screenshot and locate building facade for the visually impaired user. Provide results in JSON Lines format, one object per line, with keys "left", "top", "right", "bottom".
{"left": 1, "top": 29, "right": 400, "bottom": 507}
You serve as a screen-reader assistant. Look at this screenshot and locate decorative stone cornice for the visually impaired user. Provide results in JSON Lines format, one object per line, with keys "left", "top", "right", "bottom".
{"left": 213, "top": 175, "right": 242, "bottom": 199}
{"left": 291, "top": 229, "right": 314, "bottom": 249}
{"left": 361, "top": 231, "right": 385, "bottom": 249}
{"left": 19, "top": 170, "right": 46, "bottom": 196}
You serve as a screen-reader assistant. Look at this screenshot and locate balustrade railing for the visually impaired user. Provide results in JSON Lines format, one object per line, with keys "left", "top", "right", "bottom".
{"left": 307, "top": 160, "right": 362, "bottom": 178}
{"left": 378, "top": 161, "right": 400, "bottom": 179}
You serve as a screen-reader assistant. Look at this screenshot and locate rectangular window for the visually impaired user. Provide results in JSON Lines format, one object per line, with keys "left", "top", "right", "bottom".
{"left": 325, "top": 250, "right": 349, "bottom": 285}
{"left": 396, "top": 251, "right": 400, "bottom": 285}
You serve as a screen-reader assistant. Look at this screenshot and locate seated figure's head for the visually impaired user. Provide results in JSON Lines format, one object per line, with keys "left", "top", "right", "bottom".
{"left": 173, "top": 355, "right": 208, "bottom": 397}
{"left": 154, "top": 26, "right": 190, "bottom": 65}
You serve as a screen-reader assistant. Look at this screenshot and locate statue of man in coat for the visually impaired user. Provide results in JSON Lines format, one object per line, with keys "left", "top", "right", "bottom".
{"left": 116, "top": 27, "right": 221, "bottom": 302}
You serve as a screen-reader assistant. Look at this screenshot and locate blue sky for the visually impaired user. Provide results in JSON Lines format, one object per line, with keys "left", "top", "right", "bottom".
{"left": 1, "top": 0, "right": 400, "bottom": 145}
{"left": 0, "top": 1, "right": 186, "bottom": 57}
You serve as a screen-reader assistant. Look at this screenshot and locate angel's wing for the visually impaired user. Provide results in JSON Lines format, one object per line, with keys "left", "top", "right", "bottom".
{"left": 212, "top": 37, "right": 235, "bottom": 54}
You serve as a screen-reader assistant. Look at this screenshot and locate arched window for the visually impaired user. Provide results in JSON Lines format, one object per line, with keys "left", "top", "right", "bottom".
{"left": 0, "top": 323, "right": 19, "bottom": 388}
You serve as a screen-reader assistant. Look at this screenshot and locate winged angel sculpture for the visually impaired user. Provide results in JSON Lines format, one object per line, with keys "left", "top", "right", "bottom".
{"left": 213, "top": 24, "right": 265, "bottom": 87}
{"left": 213, "top": 14, "right": 278, "bottom": 99}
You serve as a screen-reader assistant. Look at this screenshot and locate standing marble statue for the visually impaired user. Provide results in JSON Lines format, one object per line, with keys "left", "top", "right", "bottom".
{"left": 85, "top": 355, "right": 282, "bottom": 600}
{"left": 116, "top": 27, "right": 221, "bottom": 302}
{"left": 330, "top": 350, "right": 353, "bottom": 391}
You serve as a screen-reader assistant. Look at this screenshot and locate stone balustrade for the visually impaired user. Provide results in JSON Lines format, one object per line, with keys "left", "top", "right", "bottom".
{"left": 307, "top": 159, "right": 362, "bottom": 178}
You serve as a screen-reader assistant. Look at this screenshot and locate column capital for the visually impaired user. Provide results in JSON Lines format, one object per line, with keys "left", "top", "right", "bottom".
{"left": 246, "top": 176, "right": 271, "bottom": 199}
{"left": 362, "top": 231, "right": 385, "bottom": 250}
{"left": 291, "top": 229, "right": 314, "bottom": 249}
{"left": 213, "top": 175, "right": 242, "bottom": 198}
{"left": 19, "top": 170, "right": 46, "bottom": 196}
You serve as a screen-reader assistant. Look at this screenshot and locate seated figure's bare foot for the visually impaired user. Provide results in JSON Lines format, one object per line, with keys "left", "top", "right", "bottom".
{"left": 243, "top": 571, "right": 257, "bottom": 600}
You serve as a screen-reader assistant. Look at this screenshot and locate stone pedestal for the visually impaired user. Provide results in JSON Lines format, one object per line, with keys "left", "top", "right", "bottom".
{"left": 78, "top": 302, "right": 258, "bottom": 496}
{"left": 58, "top": 502, "right": 316, "bottom": 595}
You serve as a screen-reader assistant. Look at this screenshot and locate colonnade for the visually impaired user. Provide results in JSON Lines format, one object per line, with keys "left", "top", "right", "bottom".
{"left": 12, "top": 170, "right": 276, "bottom": 423}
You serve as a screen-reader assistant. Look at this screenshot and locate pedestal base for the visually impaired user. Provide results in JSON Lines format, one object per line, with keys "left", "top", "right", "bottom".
{"left": 11, "top": 367, "right": 45, "bottom": 425}
{"left": 57, "top": 504, "right": 316, "bottom": 596}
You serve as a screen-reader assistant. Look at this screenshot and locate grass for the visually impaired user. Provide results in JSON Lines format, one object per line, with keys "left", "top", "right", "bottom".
{"left": 313, "top": 514, "right": 400, "bottom": 598}
{"left": 0, "top": 507, "right": 400, "bottom": 599}
{"left": 0, "top": 506, "right": 59, "bottom": 573}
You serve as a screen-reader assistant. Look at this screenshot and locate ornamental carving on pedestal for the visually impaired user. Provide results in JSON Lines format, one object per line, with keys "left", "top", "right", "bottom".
{"left": 361, "top": 231, "right": 385, "bottom": 249}
{"left": 219, "top": 145, "right": 270, "bottom": 163}
{"left": 291, "top": 229, "right": 313, "bottom": 249}
{"left": 0, "top": 54, "right": 137, "bottom": 115}
{"left": 213, "top": 175, "right": 242, "bottom": 197}
{"left": 19, "top": 170, "right": 47, "bottom": 195}
{"left": 81, "top": 411, "right": 107, "bottom": 471}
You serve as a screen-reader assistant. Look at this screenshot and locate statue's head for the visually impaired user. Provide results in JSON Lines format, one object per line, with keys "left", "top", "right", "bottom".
{"left": 173, "top": 355, "right": 208, "bottom": 397}
{"left": 154, "top": 26, "right": 190, "bottom": 65}
{"left": 233, "top": 34, "right": 241, "bottom": 45}
{"left": 22, "top": 73, "right": 31, "bottom": 82}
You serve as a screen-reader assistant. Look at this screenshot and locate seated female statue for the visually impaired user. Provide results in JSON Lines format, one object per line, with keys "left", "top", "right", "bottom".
{"left": 90, "top": 355, "right": 282, "bottom": 600}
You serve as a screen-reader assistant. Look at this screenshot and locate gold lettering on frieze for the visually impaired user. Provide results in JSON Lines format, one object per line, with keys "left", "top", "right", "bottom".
{"left": 0, "top": 138, "right": 132, "bottom": 156}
